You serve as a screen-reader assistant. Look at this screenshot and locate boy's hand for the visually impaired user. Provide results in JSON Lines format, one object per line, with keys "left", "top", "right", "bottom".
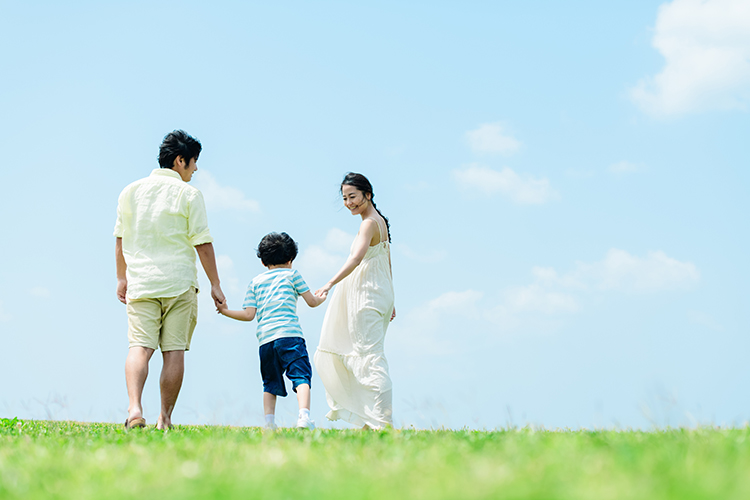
{"left": 116, "top": 278, "right": 128, "bottom": 304}
{"left": 216, "top": 300, "right": 228, "bottom": 314}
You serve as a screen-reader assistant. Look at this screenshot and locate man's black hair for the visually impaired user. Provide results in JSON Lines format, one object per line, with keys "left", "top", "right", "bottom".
{"left": 158, "top": 130, "right": 202, "bottom": 169}
{"left": 257, "top": 232, "right": 298, "bottom": 266}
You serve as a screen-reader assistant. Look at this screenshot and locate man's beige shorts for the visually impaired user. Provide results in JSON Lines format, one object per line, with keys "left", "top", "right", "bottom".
{"left": 127, "top": 287, "right": 198, "bottom": 351}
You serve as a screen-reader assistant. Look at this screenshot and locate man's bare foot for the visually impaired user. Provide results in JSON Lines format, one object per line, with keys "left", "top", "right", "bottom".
{"left": 156, "top": 416, "right": 174, "bottom": 430}
{"left": 125, "top": 407, "right": 146, "bottom": 429}
{"left": 125, "top": 413, "right": 146, "bottom": 430}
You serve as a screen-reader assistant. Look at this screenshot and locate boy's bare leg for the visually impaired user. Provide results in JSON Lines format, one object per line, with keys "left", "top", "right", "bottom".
{"left": 157, "top": 350, "right": 184, "bottom": 430}
{"left": 125, "top": 346, "right": 155, "bottom": 422}
{"left": 295, "top": 384, "right": 310, "bottom": 410}
{"left": 263, "top": 392, "right": 277, "bottom": 416}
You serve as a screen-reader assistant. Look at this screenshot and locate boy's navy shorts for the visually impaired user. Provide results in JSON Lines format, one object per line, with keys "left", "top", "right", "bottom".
{"left": 259, "top": 337, "right": 312, "bottom": 397}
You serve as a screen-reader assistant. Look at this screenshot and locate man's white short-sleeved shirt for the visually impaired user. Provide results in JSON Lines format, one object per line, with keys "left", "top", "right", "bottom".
{"left": 114, "top": 168, "right": 213, "bottom": 300}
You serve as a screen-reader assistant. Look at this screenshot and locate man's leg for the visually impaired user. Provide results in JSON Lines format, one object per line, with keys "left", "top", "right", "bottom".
{"left": 158, "top": 349, "right": 185, "bottom": 429}
{"left": 125, "top": 346, "right": 155, "bottom": 423}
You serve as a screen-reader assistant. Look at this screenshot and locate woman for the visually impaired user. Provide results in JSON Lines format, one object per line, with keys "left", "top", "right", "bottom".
{"left": 314, "top": 173, "right": 396, "bottom": 429}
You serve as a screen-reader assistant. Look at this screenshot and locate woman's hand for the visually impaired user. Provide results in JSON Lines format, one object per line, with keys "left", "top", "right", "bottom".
{"left": 390, "top": 306, "right": 396, "bottom": 322}
{"left": 315, "top": 283, "right": 332, "bottom": 299}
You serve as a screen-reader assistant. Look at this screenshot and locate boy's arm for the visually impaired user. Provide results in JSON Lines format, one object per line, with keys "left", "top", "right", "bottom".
{"left": 195, "top": 242, "right": 226, "bottom": 306}
{"left": 217, "top": 303, "right": 256, "bottom": 321}
{"left": 115, "top": 237, "right": 127, "bottom": 304}
{"left": 301, "top": 290, "right": 325, "bottom": 308}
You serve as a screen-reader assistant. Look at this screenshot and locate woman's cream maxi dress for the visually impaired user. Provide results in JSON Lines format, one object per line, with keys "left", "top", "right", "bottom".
{"left": 314, "top": 220, "right": 394, "bottom": 429}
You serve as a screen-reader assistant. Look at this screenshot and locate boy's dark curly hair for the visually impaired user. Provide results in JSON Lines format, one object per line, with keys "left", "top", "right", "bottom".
{"left": 257, "top": 232, "right": 298, "bottom": 266}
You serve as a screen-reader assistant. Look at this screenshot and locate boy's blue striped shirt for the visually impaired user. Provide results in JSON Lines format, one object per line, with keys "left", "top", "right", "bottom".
{"left": 242, "top": 268, "right": 310, "bottom": 345}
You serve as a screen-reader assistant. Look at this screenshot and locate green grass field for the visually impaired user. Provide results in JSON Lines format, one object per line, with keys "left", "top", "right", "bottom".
{"left": 0, "top": 417, "right": 747, "bottom": 499}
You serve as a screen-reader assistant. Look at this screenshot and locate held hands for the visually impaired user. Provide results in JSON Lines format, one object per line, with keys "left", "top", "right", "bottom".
{"left": 116, "top": 279, "right": 128, "bottom": 304}
{"left": 211, "top": 284, "right": 226, "bottom": 309}
{"left": 314, "top": 283, "right": 333, "bottom": 300}
{"left": 215, "top": 299, "right": 228, "bottom": 315}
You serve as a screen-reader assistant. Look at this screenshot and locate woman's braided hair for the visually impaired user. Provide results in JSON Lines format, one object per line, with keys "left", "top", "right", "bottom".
{"left": 341, "top": 172, "right": 391, "bottom": 243}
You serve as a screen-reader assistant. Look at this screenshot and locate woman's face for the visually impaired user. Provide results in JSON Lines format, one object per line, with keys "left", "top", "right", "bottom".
{"left": 342, "top": 184, "right": 369, "bottom": 215}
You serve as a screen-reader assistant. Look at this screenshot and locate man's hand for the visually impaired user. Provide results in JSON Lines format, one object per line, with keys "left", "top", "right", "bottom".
{"left": 115, "top": 238, "right": 127, "bottom": 304}
{"left": 196, "top": 242, "right": 225, "bottom": 308}
{"left": 211, "top": 284, "right": 225, "bottom": 308}
{"left": 117, "top": 278, "right": 128, "bottom": 304}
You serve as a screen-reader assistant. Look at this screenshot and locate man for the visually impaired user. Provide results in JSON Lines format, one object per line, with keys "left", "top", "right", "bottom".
{"left": 114, "top": 130, "right": 225, "bottom": 430}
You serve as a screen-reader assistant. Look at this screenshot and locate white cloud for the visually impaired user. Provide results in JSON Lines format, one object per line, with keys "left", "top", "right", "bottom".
{"left": 321, "top": 228, "right": 354, "bottom": 254}
{"left": 501, "top": 284, "right": 579, "bottom": 314}
{"left": 30, "top": 287, "right": 50, "bottom": 298}
{"left": 393, "top": 289, "right": 484, "bottom": 328}
{"left": 393, "top": 243, "right": 447, "bottom": 264}
{"left": 296, "top": 228, "right": 355, "bottom": 284}
{"left": 608, "top": 161, "right": 643, "bottom": 175}
{"left": 391, "top": 248, "right": 699, "bottom": 349}
{"left": 573, "top": 249, "right": 700, "bottom": 293}
{"left": 215, "top": 254, "right": 243, "bottom": 296}
{"left": 389, "top": 290, "right": 484, "bottom": 356}
{"left": 630, "top": 0, "right": 750, "bottom": 116}
{"left": 453, "top": 164, "right": 559, "bottom": 204}
{"left": 465, "top": 123, "right": 521, "bottom": 155}
{"left": 194, "top": 171, "right": 260, "bottom": 212}
{"left": 532, "top": 250, "right": 699, "bottom": 293}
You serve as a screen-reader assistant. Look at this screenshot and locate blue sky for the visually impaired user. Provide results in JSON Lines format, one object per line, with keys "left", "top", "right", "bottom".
{"left": 0, "top": 0, "right": 748, "bottom": 429}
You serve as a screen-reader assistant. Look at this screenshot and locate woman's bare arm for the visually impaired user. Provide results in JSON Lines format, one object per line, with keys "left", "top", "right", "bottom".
{"left": 315, "top": 219, "right": 378, "bottom": 297}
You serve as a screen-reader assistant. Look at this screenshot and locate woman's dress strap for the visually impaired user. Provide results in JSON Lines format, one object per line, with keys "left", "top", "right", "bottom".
{"left": 366, "top": 217, "right": 386, "bottom": 244}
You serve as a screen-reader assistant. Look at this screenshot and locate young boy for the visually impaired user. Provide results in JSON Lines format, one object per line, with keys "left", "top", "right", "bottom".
{"left": 217, "top": 232, "right": 325, "bottom": 430}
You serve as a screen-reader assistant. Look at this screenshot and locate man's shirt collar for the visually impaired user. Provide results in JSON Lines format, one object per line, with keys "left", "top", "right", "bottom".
{"left": 150, "top": 168, "right": 183, "bottom": 181}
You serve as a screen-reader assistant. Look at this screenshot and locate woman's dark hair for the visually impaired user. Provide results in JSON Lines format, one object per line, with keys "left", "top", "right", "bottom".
{"left": 158, "top": 130, "right": 202, "bottom": 169}
{"left": 341, "top": 172, "right": 391, "bottom": 242}
{"left": 256, "top": 232, "right": 298, "bottom": 266}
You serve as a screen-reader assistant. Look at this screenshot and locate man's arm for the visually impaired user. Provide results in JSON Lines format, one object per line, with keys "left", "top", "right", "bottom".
{"left": 195, "top": 242, "right": 225, "bottom": 306}
{"left": 115, "top": 237, "right": 127, "bottom": 304}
